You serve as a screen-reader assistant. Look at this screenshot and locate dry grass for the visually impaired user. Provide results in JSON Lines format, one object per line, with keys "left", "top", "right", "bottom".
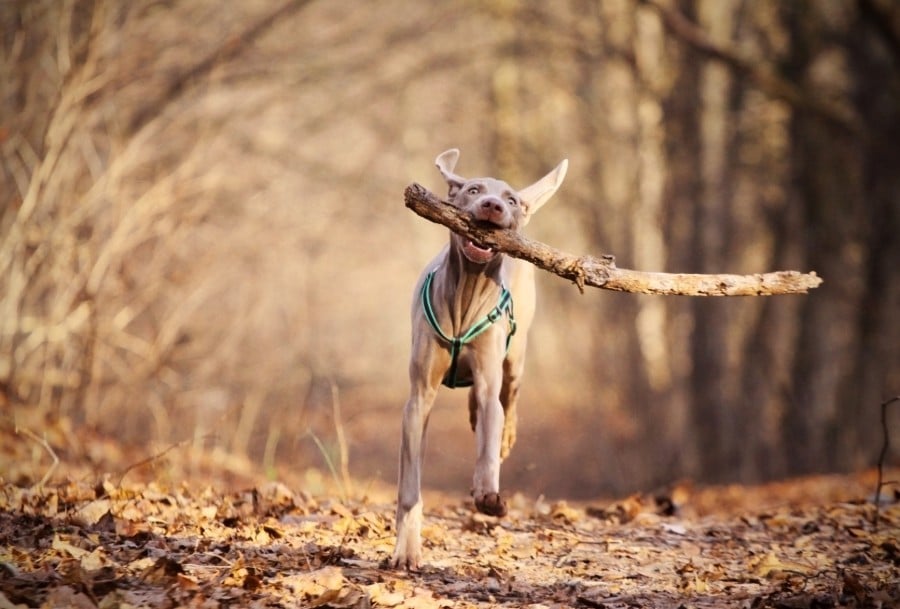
{"left": 1, "top": 0, "right": 506, "bottom": 490}
{"left": 1, "top": 1, "right": 893, "bottom": 498}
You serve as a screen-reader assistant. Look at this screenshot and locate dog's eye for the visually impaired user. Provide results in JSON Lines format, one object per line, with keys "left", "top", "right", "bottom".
{"left": 507, "top": 196, "right": 518, "bottom": 206}
{"left": 467, "top": 186, "right": 480, "bottom": 195}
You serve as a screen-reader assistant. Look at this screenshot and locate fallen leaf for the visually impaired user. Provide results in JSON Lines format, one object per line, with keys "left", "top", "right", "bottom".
{"left": 750, "top": 551, "right": 813, "bottom": 579}
{"left": 114, "top": 517, "right": 151, "bottom": 537}
{"left": 282, "top": 566, "right": 346, "bottom": 603}
{"left": 176, "top": 573, "right": 200, "bottom": 590}
{"left": 80, "top": 548, "right": 106, "bottom": 571}
{"left": 73, "top": 499, "right": 112, "bottom": 527}
{"left": 403, "top": 588, "right": 441, "bottom": 609}
{"left": 364, "top": 582, "right": 405, "bottom": 607}
{"left": 43, "top": 585, "right": 95, "bottom": 609}
{"left": 139, "top": 556, "right": 184, "bottom": 583}
{"left": 550, "top": 501, "right": 581, "bottom": 523}
{"left": 52, "top": 534, "right": 90, "bottom": 560}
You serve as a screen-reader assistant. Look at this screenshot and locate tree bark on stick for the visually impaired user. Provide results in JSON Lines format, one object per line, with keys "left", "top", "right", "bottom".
{"left": 404, "top": 183, "right": 823, "bottom": 296}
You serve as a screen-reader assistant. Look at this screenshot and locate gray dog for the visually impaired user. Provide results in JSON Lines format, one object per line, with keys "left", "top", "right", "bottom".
{"left": 392, "top": 149, "right": 568, "bottom": 569}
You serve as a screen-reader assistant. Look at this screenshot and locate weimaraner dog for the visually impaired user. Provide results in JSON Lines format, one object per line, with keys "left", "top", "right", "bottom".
{"left": 392, "top": 149, "right": 568, "bottom": 569}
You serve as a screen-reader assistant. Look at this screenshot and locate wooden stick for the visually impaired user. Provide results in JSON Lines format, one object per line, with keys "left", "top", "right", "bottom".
{"left": 404, "top": 183, "right": 823, "bottom": 296}
{"left": 872, "top": 395, "right": 899, "bottom": 530}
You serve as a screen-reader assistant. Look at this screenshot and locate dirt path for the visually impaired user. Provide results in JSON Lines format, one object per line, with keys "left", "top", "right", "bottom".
{"left": 1, "top": 471, "right": 897, "bottom": 608}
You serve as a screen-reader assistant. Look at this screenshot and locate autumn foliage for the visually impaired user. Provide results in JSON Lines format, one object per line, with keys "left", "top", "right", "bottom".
{"left": 1, "top": 1, "right": 899, "bottom": 606}
{"left": 1, "top": 414, "right": 898, "bottom": 608}
{"left": 2, "top": 0, "right": 899, "bottom": 500}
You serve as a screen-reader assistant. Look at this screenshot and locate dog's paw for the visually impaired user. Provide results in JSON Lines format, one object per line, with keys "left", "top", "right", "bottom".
{"left": 475, "top": 492, "right": 508, "bottom": 517}
{"left": 390, "top": 548, "right": 421, "bottom": 571}
{"left": 390, "top": 534, "right": 422, "bottom": 571}
{"left": 392, "top": 504, "right": 423, "bottom": 570}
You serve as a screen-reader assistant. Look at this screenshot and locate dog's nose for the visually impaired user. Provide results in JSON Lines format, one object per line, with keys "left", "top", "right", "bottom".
{"left": 481, "top": 197, "right": 504, "bottom": 214}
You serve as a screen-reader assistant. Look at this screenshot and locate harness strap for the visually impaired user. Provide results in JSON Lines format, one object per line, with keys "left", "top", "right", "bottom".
{"left": 421, "top": 270, "right": 517, "bottom": 388}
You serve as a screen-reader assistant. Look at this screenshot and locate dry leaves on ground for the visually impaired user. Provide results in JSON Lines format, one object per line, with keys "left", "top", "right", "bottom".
{"left": 1, "top": 471, "right": 898, "bottom": 609}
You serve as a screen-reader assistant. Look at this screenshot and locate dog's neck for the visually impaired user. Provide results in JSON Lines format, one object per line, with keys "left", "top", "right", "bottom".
{"left": 436, "top": 237, "right": 509, "bottom": 333}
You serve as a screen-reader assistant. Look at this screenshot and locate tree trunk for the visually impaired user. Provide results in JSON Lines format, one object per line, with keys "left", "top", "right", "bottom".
{"left": 782, "top": 2, "right": 866, "bottom": 474}
{"left": 837, "top": 3, "right": 900, "bottom": 468}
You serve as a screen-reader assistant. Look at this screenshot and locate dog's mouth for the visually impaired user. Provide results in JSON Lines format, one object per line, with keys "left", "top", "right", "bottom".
{"left": 462, "top": 239, "right": 496, "bottom": 264}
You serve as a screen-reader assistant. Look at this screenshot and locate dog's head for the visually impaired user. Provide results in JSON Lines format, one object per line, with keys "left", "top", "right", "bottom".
{"left": 435, "top": 149, "right": 567, "bottom": 264}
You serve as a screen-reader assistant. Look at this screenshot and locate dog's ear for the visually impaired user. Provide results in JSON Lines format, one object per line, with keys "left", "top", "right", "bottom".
{"left": 518, "top": 159, "right": 568, "bottom": 224}
{"left": 435, "top": 149, "right": 466, "bottom": 198}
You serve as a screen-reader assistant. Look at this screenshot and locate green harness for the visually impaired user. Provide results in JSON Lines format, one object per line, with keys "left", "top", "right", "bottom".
{"left": 420, "top": 269, "right": 517, "bottom": 389}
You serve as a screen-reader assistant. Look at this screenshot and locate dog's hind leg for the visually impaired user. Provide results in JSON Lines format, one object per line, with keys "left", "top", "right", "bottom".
{"left": 499, "top": 357, "right": 523, "bottom": 461}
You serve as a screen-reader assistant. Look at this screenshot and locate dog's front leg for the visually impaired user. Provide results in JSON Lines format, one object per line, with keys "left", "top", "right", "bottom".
{"left": 393, "top": 329, "right": 445, "bottom": 571}
{"left": 471, "top": 341, "right": 508, "bottom": 517}
{"left": 393, "top": 388, "right": 435, "bottom": 570}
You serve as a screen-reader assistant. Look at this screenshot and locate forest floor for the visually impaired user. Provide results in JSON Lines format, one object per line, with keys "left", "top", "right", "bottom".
{"left": 1, "top": 414, "right": 898, "bottom": 609}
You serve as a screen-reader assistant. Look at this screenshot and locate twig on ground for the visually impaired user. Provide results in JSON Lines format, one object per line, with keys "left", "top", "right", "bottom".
{"left": 404, "top": 183, "right": 823, "bottom": 296}
{"left": 873, "top": 395, "right": 899, "bottom": 530}
{"left": 115, "top": 437, "right": 196, "bottom": 487}
{"left": 16, "top": 427, "right": 59, "bottom": 489}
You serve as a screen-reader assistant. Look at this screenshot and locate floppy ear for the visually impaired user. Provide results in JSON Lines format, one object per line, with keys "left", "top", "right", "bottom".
{"left": 517, "top": 159, "right": 568, "bottom": 224}
{"left": 435, "top": 149, "right": 466, "bottom": 198}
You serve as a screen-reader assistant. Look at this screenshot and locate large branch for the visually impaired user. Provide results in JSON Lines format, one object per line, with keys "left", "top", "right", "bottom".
{"left": 405, "top": 183, "right": 823, "bottom": 296}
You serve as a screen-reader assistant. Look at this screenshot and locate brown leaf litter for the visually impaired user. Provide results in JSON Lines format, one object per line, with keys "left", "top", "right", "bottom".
{"left": 1, "top": 471, "right": 898, "bottom": 609}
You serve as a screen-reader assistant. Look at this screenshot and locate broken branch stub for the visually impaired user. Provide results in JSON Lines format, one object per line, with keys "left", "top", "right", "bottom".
{"left": 404, "top": 183, "right": 823, "bottom": 296}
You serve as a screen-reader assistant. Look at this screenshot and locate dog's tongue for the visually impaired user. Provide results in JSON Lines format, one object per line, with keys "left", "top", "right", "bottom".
{"left": 463, "top": 240, "right": 495, "bottom": 264}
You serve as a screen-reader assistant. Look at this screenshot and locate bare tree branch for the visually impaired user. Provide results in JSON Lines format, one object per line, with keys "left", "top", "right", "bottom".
{"left": 638, "top": 0, "right": 863, "bottom": 136}
{"left": 405, "top": 183, "right": 823, "bottom": 296}
{"left": 128, "top": 0, "right": 314, "bottom": 134}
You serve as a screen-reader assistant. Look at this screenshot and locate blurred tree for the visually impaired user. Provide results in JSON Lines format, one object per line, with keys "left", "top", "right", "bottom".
{"left": 1, "top": 0, "right": 896, "bottom": 495}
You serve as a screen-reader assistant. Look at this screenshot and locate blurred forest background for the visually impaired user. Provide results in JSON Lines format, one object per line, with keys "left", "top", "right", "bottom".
{"left": 1, "top": 0, "right": 898, "bottom": 499}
